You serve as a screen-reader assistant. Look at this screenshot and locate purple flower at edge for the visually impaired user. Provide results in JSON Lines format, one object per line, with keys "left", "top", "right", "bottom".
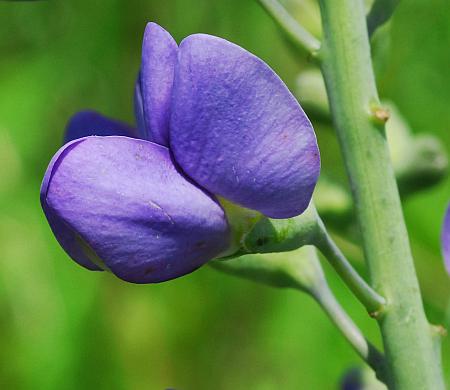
{"left": 442, "top": 203, "right": 450, "bottom": 275}
{"left": 40, "top": 22, "right": 320, "bottom": 283}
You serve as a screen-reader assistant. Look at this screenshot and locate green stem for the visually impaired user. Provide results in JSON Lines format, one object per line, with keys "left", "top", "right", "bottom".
{"left": 257, "top": 0, "right": 320, "bottom": 55}
{"left": 310, "top": 283, "right": 386, "bottom": 382}
{"left": 315, "top": 219, "right": 386, "bottom": 315}
{"left": 317, "top": 0, "right": 445, "bottom": 388}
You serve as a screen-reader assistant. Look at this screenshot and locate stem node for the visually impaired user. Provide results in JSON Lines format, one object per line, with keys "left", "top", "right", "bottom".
{"left": 371, "top": 105, "right": 390, "bottom": 124}
{"left": 431, "top": 324, "right": 447, "bottom": 338}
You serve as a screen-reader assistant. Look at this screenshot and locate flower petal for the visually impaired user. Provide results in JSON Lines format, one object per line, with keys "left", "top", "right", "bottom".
{"left": 170, "top": 34, "right": 320, "bottom": 218}
{"left": 41, "top": 139, "right": 103, "bottom": 271}
{"left": 41, "top": 136, "right": 230, "bottom": 283}
{"left": 138, "top": 22, "right": 178, "bottom": 145}
{"left": 133, "top": 74, "right": 146, "bottom": 138}
{"left": 64, "top": 110, "right": 137, "bottom": 143}
{"left": 442, "top": 204, "right": 450, "bottom": 275}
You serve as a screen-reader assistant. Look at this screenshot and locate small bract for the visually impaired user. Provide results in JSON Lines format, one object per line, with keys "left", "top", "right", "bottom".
{"left": 40, "top": 22, "right": 320, "bottom": 283}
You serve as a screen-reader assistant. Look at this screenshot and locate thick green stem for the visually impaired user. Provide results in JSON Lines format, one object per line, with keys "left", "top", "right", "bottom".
{"left": 317, "top": 0, "right": 445, "bottom": 388}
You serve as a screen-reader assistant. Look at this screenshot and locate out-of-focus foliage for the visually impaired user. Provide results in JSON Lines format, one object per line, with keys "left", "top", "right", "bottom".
{"left": 0, "top": 0, "right": 448, "bottom": 389}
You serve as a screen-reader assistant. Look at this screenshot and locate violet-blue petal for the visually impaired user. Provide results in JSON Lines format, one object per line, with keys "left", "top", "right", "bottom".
{"left": 40, "top": 136, "right": 230, "bottom": 283}
{"left": 133, "top": 74, "right": 146, "bottom": 138}
{"left": 170, "top": 34, "right": 320, "bottom": 218}
{"left": 442, "top": 204, "right": 450, "bottom": 275}
{"left": 41, "top": 140, "right": 103, "bottom": 271}
{"left": 138, "top": 22, "right": 178, "bottom": 145}
{"left": 64, "top": 110, "right": 137, "bottom": 143}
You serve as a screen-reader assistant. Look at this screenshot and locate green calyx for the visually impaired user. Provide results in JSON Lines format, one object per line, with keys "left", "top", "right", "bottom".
{"left": 242, "top": 202, "right": 320, "bottom": 254}
{"left": 215, "top": 198, "right": 322, "bottom": 259}
{"left": 217, "top": 197, "right": 263, "bottom": 258}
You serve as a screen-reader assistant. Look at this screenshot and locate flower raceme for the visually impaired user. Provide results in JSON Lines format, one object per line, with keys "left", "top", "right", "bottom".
{"left": 40, "top": 22, "right": 320, "bottom": 283}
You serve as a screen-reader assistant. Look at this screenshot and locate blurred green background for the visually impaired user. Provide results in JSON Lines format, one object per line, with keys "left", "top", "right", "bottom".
{"left": 0, "top": 0, "right": 449, "bottom": 388}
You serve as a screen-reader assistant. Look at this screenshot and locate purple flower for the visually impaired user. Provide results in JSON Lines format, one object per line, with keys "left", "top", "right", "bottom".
{"left": 442, "top": 203, "right": 450, "bottom": 275}
{"left": 41, "top": 22, "right": 320, "bottom": 283}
